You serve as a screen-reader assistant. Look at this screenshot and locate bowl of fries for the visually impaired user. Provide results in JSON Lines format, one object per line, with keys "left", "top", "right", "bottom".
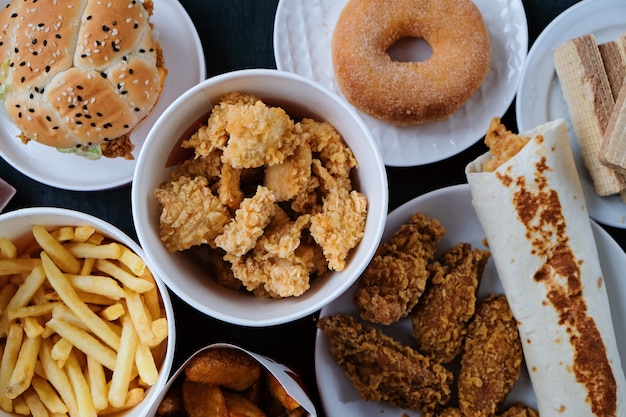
{"left": 132, "top": 68, "right": 388, "bottom": 326}
{"left": 0, "top": 207, "right": 175, "bottom": 417}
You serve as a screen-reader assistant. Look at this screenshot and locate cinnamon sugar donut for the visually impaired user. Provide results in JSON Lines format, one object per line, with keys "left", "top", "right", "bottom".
{"left": 332, "top": 0, "right": 491, "bottom": 126}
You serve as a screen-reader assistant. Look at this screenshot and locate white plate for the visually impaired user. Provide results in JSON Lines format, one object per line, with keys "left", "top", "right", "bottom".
{"left": 273, "top": 0, "right": 528, "bottom": 167}
{"left": 315, "top": 184, "right": 626, "bottom": 416}
{"left": 515, "top": 0, "right": 626, "bottom": 228}
{"left": 0, "top": 0, "right": 206, "bottom": 191}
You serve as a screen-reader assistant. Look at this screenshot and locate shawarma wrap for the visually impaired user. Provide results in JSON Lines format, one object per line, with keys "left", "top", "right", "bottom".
{"left": 465, "top": 118, "right": 626, "bottom": 417}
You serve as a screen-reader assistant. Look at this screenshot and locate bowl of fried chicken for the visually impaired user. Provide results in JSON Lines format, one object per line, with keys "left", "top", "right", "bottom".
{"left": 131, "top": 68, "right": 388, "bottom": 326}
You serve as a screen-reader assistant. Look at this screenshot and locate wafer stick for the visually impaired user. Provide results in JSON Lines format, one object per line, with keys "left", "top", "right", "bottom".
{"left": 553, "top": 34, "right": 625, "bottom": 196}
{"left": 599, "top": 80, "right": 626, "bottom": 175}
{"left": 598, "top": 36, "right": 626, "bottom": 100}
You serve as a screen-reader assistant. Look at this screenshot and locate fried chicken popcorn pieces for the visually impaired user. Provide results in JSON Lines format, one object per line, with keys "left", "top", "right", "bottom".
{"left": 155, "top": 176, "right": 231, "bottom": 252}
{"left": 155, "top": 92, "right": 366, "bottom": 298}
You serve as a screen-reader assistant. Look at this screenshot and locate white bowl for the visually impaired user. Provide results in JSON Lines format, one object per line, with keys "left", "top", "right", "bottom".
{"left": 132, "top": 68, "right": 388, "bottom": 327}
{"left": 0, "top": 207, "right": 175, "bottom": 417}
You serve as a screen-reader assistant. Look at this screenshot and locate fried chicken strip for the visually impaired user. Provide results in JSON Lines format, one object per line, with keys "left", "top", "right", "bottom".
{"left": 317, "top": 314, "right": 453, "bottom": 412}
{"left": 353, "top": 212, "right": 446, "bottom": 325}
{"left": 411, "top": 242, "right": 490, "bottom": 364}
{"left": 458, "top": 294, "right": 523, "bottom": 417}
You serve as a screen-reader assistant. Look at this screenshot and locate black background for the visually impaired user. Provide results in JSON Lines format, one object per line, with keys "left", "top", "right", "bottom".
{"left": 1, "top": 1, "right": 624, "bottom": 416}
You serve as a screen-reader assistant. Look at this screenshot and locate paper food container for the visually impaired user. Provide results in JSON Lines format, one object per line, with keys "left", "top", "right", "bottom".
{"left": 149, "top": 342, "right": 317, "bottom": 417}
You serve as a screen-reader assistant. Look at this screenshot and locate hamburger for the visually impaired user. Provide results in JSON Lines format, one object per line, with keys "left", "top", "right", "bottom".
{"left": 0, "top": 0, "right": 167, "bottom": 159}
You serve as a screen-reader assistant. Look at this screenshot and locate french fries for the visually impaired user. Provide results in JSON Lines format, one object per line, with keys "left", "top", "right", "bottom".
{"left": 0, "top": 224, "right": 169, "bottom": 417}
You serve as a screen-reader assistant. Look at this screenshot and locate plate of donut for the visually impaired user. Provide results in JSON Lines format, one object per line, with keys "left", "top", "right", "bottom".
{"left": 0, "top": 0, "right": 206, "bottom": 191}
{"left": 515, "top": 0, "right": 626, "bottom": 229}
{"left": 273, "top": 0, "right": 528, "bottom": 167}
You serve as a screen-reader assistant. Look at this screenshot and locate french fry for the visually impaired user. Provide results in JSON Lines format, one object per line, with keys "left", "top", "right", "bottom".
{"left": 45, "top": 318, "right": 117, "bottom": 371}
{"left": 151, "top": 317, "right": 169, "bottom": 346}
{"left": 66, "top": 350, "right": 97, "bottom": 417}
{"left": 0, "top": 283, "right": 18, "bottom": 316}
{"left": 87, "top": 355, "right": 109, "bottom": 412}
{"left": 39, "top": 339, "right": 80, "bottom": 417}
{"left": 72, "top": 226, "right": 96, "bottom": 243}
{"left": 135, "top": 341, "right": 159, "bottom": 386}
{"left": 22, "top": 317, "right": 44, "bottom": 339}
{"left": 108, "top": 314, "right": 139, "bottom": 408}
{"left": 138, "top": 268, "right": 162, "bottom": 320}
{"left": 50, "top": 227, "right": 74, "bottom": 243}
{"left": 118, "top": 246, "right": 146, "bottom": 276}
{"left": 8, "top": 302, "right": 59, "bottom": 320}
{"left": 51, "top": 338, "right": 74, "bottom": 367}
{"left": 125, "top": 289, "right": 158, "bottom": 347}
{"left": 11, "top": 394, "right": 29, "bottom": 415}
{"left": 0, "top": 264, "right": 46, "bottom": 337}
{"left": 100, "top": 387, "right": 144, "bottom": 415}
{"left": 79, "top": 257, "right": 96, "bottom": 275}
{"left": 100, "top": 303, "right": 125, "bottom": 322}
{"left": 0, "top": 236, "right": 17, "bottom": 259}
{"left": 95, "top": 259, "right": 153, "bottom": 293}
{"left": 32, "top": 226, "right": 81, "bottom": 274}
{"left": 22, "top": 387, "right": 49, "bottom": 417}
{"left": 0, "top": 259, "right": 42, "bottom": 276}
{"left": 65, "top": 274, "right": 126, "bottom": 301}
{"left": 0, "top": 323, "right": 23, "bottom": 412}
{"left": 64, "top": 242, "right": 122, "bottom": 260}
{"left": 41, "top": 252, "right": 120, "bottom": 350}
{"left": 30, "top": 374, "right": 68, "bottom": 415}
{"left": 5, "top": 334, "right": 42, "bottom": 399}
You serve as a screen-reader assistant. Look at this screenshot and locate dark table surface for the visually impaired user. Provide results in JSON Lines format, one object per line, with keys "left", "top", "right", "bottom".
{"left": 1, "top": 0, "right": 625, "bottom": 416}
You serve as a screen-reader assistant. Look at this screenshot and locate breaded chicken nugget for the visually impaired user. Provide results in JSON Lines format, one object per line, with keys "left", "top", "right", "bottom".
{"left": 498, "top": 403, "right": 539, "bottom": 417}
{"left": 353, "top": 212, "right": 446, "bottom": 325}
{"left": 458, "top": 294, "right": 523, "bottom": 417}
{"left": 412, "top": 242, "right": 490, "bottom": 363}
{"left": 318, "top": 314, "right": 453, "bottom": 412}
{"left": 182, "top": 380, "right": 229, "bottom": 417}
{"left": 184, "top": 348, "right": 261, "bottom": 392}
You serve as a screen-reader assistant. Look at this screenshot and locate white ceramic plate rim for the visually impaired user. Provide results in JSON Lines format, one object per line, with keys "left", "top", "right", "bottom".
{"left": 0, "top": 0, "right": 206, "bottom": 191}
{"left": 515, "top": 0, "right": 626, "bottom": 228}
{"left": 273, "top": 0, "right": 528, "bottom": 167}
{"left": 315, "top": 183, "right": 626, "bottom": 416}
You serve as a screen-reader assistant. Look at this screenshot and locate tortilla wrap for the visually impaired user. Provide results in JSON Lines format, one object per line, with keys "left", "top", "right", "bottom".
{"left": 465, "top": 119, "right": 626, "bottom": 416}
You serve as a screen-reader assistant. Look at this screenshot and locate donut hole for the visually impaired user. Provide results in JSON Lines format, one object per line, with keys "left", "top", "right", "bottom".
{"left": 386, "top": 37, "right": 432, "bottom": 62}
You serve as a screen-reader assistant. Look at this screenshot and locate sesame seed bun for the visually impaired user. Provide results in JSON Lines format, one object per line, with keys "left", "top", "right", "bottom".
{"left": 0, "top": 0, "right": 166, "bottom": 159}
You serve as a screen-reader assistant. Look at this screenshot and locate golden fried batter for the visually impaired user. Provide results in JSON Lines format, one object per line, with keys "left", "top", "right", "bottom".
{"left": 411, "top": 242, "right": 490, "bottom": 363}
{"left": 214, "top": 185, "right": 277, "bottom": 256}
{"left": 184, "top": 348, "right": 260, "bottom": 391}
{"left": 482, "top": 117, "right": 530, "bottom": 172}
{"left": 155, "top": 176, "right": 231, "bottom": 252}
{"left": 458, "top": 294, "right": 523, "bottom": 417}
{"left": 182, "top": 380, "right": 229, "bottom": 417}
{"left": 353, "top": 212, "right": 446, "bottom": 325}
{"left": 264, "top": 143, "right": 312, "bottom": 202}
{"left": 317, "top": 314, "right": 453, "bottom": 412}
{"left": 498, "top": 403, "right": 539, "bottom": 417}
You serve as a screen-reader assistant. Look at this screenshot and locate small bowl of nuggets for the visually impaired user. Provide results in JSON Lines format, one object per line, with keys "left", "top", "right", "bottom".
{"left": 0, "top": 207, "right": 175, "bottom": 417}
{"left": 131, "top": 68, "right": 388, "bottom": 326}
{"left": 151, "top": 344, "right": 316, "bottom": 417}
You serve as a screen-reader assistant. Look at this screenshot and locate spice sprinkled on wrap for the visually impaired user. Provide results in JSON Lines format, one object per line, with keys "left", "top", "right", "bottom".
{"left": 465, "top": 118, "right": 626, "bottom": 417}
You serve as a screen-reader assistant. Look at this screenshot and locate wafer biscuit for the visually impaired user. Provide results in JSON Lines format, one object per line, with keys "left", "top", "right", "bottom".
{"left": 598, "top": 36, "right": 626, "bottom": 101}
{"left": 599, "top": 81, "right": 626, "bottom": 175}
{"left": 553, "top": 34, "right": 625, "bottom": 196}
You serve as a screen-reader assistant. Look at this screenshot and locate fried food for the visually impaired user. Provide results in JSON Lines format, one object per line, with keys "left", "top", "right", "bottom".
{"left": 156, "top": 92, "right": 367, "bottom": 298}
{"left": 184, "top": 348, "right": 261, "bottom": 392}
{"left": 158, "top": 347, "right": 305, "bottom": 417}
{"left": 353, "top": 212, "right": 446, "bottom": 325}
{"left": 411, "top": 242, "right": 490, "bottom": 363}
{"left": 317, "top": 314, "right": 453, "bottom": 412}
{"left": 155, "top": 176, "right": 231, "bottom": 252}
{"left": 482, "top": 118, "right": 530, "bottom": 173}
{"left": 182, "top": 380, "right": 229, "bottom": 417}
{"left": 458, "top": 294, "right": 523, "bottom": 417}
{"left": 498, "top": 403, "right": 539, "bottom": 417}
